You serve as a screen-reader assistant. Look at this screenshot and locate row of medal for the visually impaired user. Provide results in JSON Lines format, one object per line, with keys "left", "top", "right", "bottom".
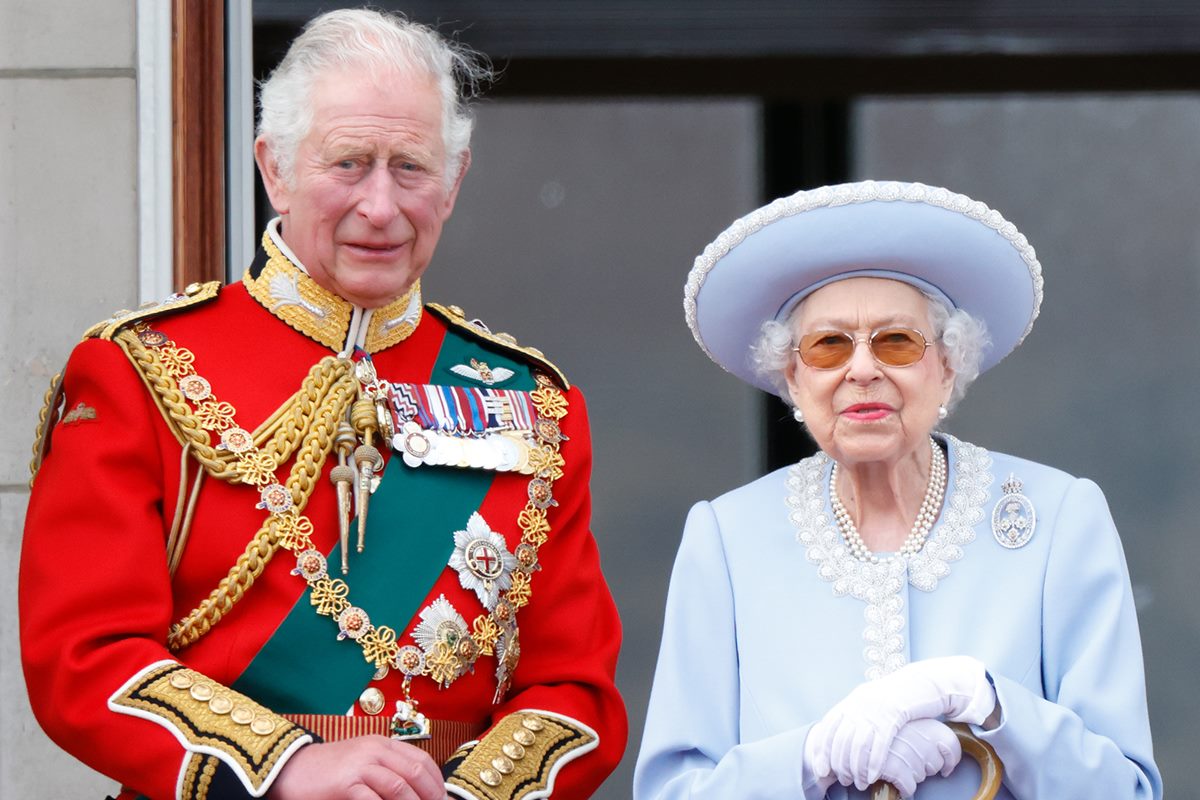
{"left": 388, "top": 381, "right": 543, "bottom": 474}
{"left": 393, "top": 421, "right": 538, "bottom": 474}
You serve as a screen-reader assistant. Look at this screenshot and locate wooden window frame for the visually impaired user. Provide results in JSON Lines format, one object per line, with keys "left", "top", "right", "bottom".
{"left": 172, "top": 0, "right": 226, "bottom": 289}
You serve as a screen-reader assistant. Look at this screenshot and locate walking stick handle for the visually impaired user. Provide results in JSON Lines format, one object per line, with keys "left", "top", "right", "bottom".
{"left": 868, "top": 723, "right": 1003, "bottom": 800}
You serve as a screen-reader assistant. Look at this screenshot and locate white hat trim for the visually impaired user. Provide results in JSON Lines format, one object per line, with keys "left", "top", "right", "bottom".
{"left": 684, "top": 180, "right": 1044, "bottom": 366}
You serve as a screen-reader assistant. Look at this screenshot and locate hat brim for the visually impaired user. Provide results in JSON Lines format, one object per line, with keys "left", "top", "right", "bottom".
{"left": 685, "top": 181, "right": 1043, "bottom": 393}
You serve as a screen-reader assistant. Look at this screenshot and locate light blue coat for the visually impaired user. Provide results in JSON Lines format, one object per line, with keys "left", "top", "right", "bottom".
{"left": 634, "top": 435, "right": 1161, "bottom": 799}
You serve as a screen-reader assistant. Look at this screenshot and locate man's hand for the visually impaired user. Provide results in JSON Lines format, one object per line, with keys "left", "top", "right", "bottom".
{"left": 268, "top": 736, "right": 447, "bottom": 800}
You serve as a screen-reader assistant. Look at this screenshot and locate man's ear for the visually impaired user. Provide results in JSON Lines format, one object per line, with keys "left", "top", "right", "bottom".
{"left": 440, "top": 148, "right": 471, "bottom": 219}
{"left": 254, "top": 137, "right": 290, "bottom": 215}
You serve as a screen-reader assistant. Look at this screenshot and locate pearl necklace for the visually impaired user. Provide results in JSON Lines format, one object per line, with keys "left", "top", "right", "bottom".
{"left": 830, "top": 437, "right": 947, "bottom": 563}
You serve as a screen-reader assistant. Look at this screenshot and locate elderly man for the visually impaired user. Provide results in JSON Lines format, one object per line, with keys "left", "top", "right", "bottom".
{"left": 20, "top": 9, "right": 625, "bottom": 800}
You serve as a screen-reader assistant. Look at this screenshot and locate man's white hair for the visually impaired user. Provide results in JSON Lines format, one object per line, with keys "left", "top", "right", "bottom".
{"left": 750, "top": 290, "right": 990, "bottom": 417}
{"left": 257, "top": 8, "right": 492, "bottom": 187}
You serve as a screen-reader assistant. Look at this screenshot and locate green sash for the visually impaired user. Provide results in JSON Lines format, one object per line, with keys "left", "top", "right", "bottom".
{"left": 232, "top": 326, "right": 533, "bottom": 713}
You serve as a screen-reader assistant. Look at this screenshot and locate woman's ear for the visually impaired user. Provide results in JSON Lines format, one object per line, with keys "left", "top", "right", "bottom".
{"left": 940, "top": 354, "right": 957, "bottom": 407}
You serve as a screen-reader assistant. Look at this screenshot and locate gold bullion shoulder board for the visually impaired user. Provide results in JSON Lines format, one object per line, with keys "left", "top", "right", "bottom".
{"left": 83, "top": 281, "right": 222, "bottom": 342}
{"left": 426, "top": 303, "right": 570, "bottom": 390}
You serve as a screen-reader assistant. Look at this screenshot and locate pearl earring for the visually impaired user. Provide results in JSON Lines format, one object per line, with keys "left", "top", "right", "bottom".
{"left": 793, "top": 408, "right": 804, "bottom": 423}
{"left": 937, "top": 404, "right": 948, "bottom": 420}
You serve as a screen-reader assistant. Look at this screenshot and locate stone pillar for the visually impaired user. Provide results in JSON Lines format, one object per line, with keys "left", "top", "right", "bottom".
{"left": 1, "top": 1, "right": 138, "bottom": 795}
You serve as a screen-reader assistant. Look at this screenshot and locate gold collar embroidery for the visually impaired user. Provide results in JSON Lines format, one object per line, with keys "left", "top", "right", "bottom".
{"left": 243, "top": 230, "right": 422, "bottom": 353}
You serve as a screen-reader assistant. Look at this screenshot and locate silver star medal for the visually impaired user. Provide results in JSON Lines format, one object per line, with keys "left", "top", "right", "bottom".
{"left": 448, "top": 512, "right": 518, "bottom": 611}
{"left": 992, "top": 473, "right": 1036, "bottom": 549}
{"left": 412, "top": 596, "right": 469, "bottom": 659}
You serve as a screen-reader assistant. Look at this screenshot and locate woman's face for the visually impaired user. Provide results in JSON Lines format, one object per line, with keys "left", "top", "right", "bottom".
{"left": 785, "top": 277, "right": 955, "bottom": 469}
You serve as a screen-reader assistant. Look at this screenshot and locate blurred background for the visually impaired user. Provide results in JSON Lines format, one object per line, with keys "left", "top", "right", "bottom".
{"left": 3, "top": 1, "right": 1199, "bottom": 796}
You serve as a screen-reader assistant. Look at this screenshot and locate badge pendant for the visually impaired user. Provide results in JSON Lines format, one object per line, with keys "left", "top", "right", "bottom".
{"left": 992, "top": 473, "right": 1036, "bottom": 549}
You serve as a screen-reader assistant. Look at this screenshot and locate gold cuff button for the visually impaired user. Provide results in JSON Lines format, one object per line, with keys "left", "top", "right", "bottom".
{"left": 169, "top": 671, "right": 194, "bottom": 690}
{"left": 250, "top": 716, "right": 278, "bottom": 736}
{"left": 189, "top": 683, "right": 214, "bottom": 702}
{"left": 479, "top": 768, "right": 503, "bottom": 787}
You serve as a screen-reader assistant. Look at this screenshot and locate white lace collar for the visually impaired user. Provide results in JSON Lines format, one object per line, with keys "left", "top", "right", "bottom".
{"left": 785, "top": 434, "right": 993, "bottom": 678}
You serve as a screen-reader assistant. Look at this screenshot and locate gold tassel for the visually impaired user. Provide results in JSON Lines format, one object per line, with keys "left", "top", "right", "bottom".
{"left": 354, "top": 439, "right": 383, "bottom": 553}
{"left": 349, "top": 390, "right": 382, "bottom": 557}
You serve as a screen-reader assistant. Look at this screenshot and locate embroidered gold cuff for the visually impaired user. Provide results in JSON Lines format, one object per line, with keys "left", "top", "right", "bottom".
{"left": 109, "top": 662, "right": 310, "bottom": 796}
{"left": 180, "top": 752, "right": 220, "bottom": 800}
{"left": 445, "top": 711, "right": 598, "bottom": 800}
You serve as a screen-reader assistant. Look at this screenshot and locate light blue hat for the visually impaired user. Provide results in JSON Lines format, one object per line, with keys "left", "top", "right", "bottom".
{"left": 684, "top": 180, "right": 1044, "bottom": 393}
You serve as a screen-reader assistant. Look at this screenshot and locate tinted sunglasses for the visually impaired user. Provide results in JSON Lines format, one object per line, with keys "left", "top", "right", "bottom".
{"left": 793, "top": 327, "right": 932, "bottom": 370}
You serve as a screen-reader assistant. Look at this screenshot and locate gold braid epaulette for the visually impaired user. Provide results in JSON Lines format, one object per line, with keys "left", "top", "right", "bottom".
{"left": 84, "top": 281, "right": 223, "bottom": 342}
{"left": 426, "top": 303, "right": 570, "bottom": 390}
{"left": 28, "top": 282, "right": 222, "bottom": 486}
{"left": 81, "top": 320, "right": 361, "bottom": 650}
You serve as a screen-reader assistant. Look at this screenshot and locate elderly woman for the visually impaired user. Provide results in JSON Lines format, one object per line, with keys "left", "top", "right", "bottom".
{"left": 634, "top": 181, "right": 1161, "bottom": 799}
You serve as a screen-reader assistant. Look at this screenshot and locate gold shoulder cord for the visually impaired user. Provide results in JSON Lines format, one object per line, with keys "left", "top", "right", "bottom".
{"left": 97, "top": 324, "right": 359, "bottom": 650}
{"left": 28, "top": 370, "right": 65, "bottom": 488}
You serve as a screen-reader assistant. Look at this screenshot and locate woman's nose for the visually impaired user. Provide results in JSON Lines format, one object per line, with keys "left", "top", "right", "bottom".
{"left": 844, "top": 336, "right": 881, "bottom": 382}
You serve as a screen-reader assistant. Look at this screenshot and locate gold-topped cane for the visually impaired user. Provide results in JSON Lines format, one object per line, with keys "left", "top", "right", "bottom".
{"left": 869, "top": 724, "right": 1002, "bottom": 800}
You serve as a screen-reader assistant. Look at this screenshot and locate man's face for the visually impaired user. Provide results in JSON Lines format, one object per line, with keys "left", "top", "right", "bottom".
{"left": 256, "top": 66, "right": 467, "bottom": 308}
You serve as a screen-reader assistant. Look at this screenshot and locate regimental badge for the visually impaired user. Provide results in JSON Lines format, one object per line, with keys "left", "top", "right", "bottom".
{"left": 450, "top": 358, "right": 516, "bottom": 386}
{"left": 448, "top": 513, "right": 518, "bottom": 611}
{"left": 992, "top": 473, "right": 1036, "bottom": 549}
{"left": 61, "top": 402, "right": 98, "bottom": 425}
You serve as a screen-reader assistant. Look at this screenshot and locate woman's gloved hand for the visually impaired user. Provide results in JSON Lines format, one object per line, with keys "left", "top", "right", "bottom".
{"left": 875, "top": 719, "right": 964, "bottom": 798}
{"left": 808, "top": 656, "right": 995, "bottom": 789}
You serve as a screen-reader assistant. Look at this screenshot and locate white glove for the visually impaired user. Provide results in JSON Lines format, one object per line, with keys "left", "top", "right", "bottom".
{"left": 876, "top": 719, "right": 963, "bottom": 798}
{"left": 809, "top": 656, "right": 994, "bottom": 789}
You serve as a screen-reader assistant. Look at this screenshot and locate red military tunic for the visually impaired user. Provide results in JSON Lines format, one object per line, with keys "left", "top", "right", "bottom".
{"left": 20, "top": 230, "right": 626, "bottom": 799}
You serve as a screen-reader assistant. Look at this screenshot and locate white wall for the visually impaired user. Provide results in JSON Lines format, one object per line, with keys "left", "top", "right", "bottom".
{"left": 0, "top": 0, "right": 138, "bottom": 795}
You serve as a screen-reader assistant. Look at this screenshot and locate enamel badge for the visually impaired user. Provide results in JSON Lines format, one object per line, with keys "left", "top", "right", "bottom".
{"left": 992, "top": 473, "right": 1036, "bottom": 549}
{"left": 449, "top": 513, "right": 518, "bottom": 610}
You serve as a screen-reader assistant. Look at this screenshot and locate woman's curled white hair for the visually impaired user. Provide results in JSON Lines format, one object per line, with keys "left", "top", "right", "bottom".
{"left": 257, "top": 9, "right": 493, "bottom": 187}
{"left": 751, "top": 291, "right": 989, "bottom": 416}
